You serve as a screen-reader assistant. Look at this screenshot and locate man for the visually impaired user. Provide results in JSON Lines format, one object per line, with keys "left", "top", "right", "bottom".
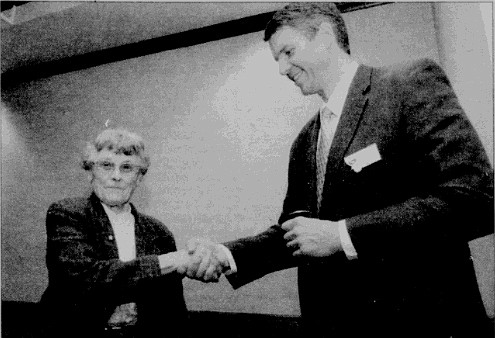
{"left": 187, "top": 3, "right": 494, "bottom": 338}
{"left": 40, "top": 129, "right": 191, "bottom": 337}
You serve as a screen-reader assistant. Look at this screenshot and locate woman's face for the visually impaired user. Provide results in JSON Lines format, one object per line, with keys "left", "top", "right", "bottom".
{"left": 89, "top": 149, "right": 144, "bottom": 208}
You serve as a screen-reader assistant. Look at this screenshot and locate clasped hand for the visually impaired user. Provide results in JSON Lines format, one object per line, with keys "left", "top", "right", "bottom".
{"left": 281, "top": 216, "right": 342, "bottom": 257}
{"left": 174, "top": 238, "right": 230, "bottom": 283}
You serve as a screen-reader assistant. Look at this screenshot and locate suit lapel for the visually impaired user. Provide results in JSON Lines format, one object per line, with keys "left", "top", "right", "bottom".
{"left": 323, "top": 65, "right": 372, "bottom": 194}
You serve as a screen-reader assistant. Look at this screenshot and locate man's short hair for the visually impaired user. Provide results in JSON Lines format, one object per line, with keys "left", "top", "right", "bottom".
{"left": 264, "top": 2, "right": 350, "bottom": 55}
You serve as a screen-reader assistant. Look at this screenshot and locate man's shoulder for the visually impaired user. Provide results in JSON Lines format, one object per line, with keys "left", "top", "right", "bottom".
{"left": 367, "top": 58, "right": 450, "bottom": 98}
{"left": 290, "top": 113, "right": 319, "bottom": 151}
{"left": 375, "top": 58, "right": 444, "bottom": 80}
{"left": 295, "top": 111, "right": 318, "bottom": 135}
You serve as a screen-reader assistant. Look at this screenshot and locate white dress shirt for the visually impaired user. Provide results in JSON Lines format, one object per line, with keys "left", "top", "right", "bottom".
{"left": 102, "top": 203, "right": 136, "bottom": 262}
{"left": 101, "top": 203, "right": 138, "bottom": 326}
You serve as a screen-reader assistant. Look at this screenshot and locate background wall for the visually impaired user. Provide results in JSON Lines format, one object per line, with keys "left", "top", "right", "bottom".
{"left": 2, "top": 2, "right": 493, "bottom": 317}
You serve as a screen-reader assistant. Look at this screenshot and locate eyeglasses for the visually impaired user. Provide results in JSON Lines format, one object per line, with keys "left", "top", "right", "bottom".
{"left": 95, "top": 161, "right": 141, "bottom": 175}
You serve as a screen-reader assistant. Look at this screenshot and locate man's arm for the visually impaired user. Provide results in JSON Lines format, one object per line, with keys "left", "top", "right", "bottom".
{"left": 184, "top": 225, "right": 300, "bottom": 287}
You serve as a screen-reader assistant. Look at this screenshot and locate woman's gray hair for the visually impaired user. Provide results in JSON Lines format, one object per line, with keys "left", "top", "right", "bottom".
{"left": 81, "top": 128, "right": 151, "bottom": 175}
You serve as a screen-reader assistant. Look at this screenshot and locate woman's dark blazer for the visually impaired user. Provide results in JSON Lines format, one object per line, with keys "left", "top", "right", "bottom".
{"left": 39, "top": 193, "right": 187, "bottom": 337}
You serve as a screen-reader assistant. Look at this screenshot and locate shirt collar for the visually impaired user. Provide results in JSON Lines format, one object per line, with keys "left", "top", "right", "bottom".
{"left": 101, "top": 202, "right": 132, "bottom": 222}
{"left": 320, "top": 60, "right": 359, "bottom": 118}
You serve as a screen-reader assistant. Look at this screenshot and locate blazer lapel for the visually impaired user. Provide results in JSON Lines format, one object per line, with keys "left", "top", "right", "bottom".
{"left": 88, "top": 193, "right": 119, "bottom": 257}
{"left": 131, "top": 205, "right": 146, "bottom": 256}
{"left": 323, "top": 65, "right": 372, "bottom": 193}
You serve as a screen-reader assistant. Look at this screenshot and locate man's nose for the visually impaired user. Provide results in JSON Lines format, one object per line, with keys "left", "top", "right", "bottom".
{"left": 278, "top": 58, "right": 290, "bottom": 76}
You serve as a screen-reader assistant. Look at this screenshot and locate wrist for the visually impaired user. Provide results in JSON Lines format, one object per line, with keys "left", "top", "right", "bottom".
{"left": 158, "top": 250, "right": 189, "bottom": 275}
{"left": 217, "top": 244, "right": 236, "bottom": 274}
{"left": 338, "top": 220, "right": 358, "bottom": 259}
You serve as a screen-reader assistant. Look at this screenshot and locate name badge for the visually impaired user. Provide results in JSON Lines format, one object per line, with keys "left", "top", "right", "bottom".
{"left": 344, "top": 143, "right": 381, "bottom": 173}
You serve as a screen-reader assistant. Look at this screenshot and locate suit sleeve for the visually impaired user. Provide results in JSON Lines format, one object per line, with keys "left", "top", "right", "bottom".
{"left": 224, "top": 225, "right": 300, "bottom": 289}
{"left": 45, "top": 202, "right": 178, "bottom": 303}
{"left": 346, "top": 59, "right": 494, "bottom": 259}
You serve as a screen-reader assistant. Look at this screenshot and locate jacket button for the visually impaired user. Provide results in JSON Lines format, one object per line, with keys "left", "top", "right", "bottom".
{"left": 108, "top": 235, "right": 114, "bottom": 241}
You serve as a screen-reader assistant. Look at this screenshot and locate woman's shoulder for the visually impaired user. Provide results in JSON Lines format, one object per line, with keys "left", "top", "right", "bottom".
{"left": 48, "top": 196, "right": 91, "bottom": 215}
{"left": 133, "top": 208, "right": 174, "bottom": 236}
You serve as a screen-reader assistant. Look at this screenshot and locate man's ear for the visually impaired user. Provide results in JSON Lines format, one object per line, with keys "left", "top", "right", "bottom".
{"left": 316, "top": 21, "right": 335, "bottom": 41}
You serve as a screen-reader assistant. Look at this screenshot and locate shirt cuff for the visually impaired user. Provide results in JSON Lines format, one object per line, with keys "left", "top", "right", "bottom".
{"left": 218, "top": 244, "right": 237, "bottom": 274}
{"left": 338, "top": 220, "right": 358, "bottom": 260}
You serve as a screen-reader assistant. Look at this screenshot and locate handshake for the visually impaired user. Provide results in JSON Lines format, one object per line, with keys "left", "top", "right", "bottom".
{"left": 161, "top": 238, "right": 232, "bottom": 283}
{"left": 160, "top": 211, "right": 341, "bottom": 281}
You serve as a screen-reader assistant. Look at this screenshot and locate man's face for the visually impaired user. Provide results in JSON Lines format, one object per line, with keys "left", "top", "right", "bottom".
{"left": 269, "top": 25, "right": 330, "bottom": 96}
{"left": 90, "top": 149, "right": 143, "bottom": 208}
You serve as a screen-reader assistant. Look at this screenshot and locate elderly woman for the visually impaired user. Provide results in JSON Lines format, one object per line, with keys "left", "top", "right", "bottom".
{"left": 40, "top": 129, "right": 189, "bottom": 338}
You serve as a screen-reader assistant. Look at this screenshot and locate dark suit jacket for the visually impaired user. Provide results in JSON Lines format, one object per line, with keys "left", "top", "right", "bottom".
{"left": 225, "top": 59, "right": 494, "bottom": 337}
{"left": 40, "top": 193, "right": 187, "bottom": 337}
